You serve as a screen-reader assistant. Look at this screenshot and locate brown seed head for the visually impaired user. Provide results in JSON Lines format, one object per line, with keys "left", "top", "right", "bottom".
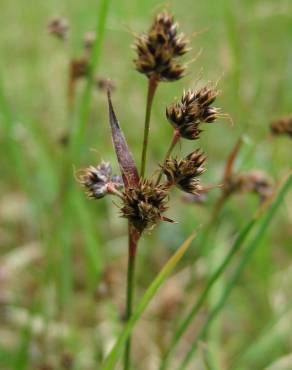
{"left": 224, "top": 170, "right": 274, "bottom": 203}
{"left": 166, "top": 87, "right": 220, "bottom": 139}
{"left": 83, "top": 31, "right": 96, "bottom": 52}
{"left": 96, "top": 77, "right": 116, "bottom": 93}
{"left": 121, "top": 180, "right": 169, "bottom": 232}
{"left": 48, "top": 17, "right": 69, "bottom": 40}
{"left": 162, "top": 150, "right": 206, "bottom": 194}
{"left": 70, "top": 57, "right": 89, "bottom": 81}
{"left": 270, "top": 117, "right": 292, "bottom": 138}
{"left": 77, "top": 162, "right": 123, "bottom": 199}
{"left": 133, "top": 12, "right": 189, "bottom": 82}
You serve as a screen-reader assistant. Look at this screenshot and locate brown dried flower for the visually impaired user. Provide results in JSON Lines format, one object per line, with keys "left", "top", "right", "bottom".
{"left": 224, "top": 170, "right": 274, "bottom": 202}
{"left": 69, "top": 57, "right": 89, "bottom": 81}
{"left": 83, "top": 31, "right": 96, "bottom": 52}
{"left": 77, "top": 162, "right": 123, "bottom": 199}
{"left": 166, "top": 87, "right": 220, "bottom": 140}
{"left": 133, "top": 12, "right": 189, "bottom": 82}
{"left": 270, "top": 117, "right": 292, "bottom": 138}
{"left": 162, "top": 150, "right": 206, "bottom": 194}
{"left": 96, "top": 77, "right": 115, "bottom": 93}
{"left": 68, "top": 57, "right": 89, "bottom": 105}
{"left": 121, "top": 180, "right": 169, "bottom": 232}
{"left": 48, "top": 17, "right": 69, "bottom": 40}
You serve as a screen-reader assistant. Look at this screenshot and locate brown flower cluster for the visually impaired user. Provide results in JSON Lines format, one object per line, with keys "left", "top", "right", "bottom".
{"left": 162, "top": 150, "right": 206, "bottom": 194}
{"left": 270, "top": 117, "right": 292, "bottom": 138}
{"left": 134, "top": 12, "right": 189, "bottom": 82}
{"left": 77, "top": 162, "right": 123, "bottom": 199}
{"left": 48, "top": 17, "right": 69, "bottom": 40}
{"left": 223, "top": 170, "right": 274, "bottom": 203}
{"left": 166, "top": 87, "right": 220, "bottom": 139}
{"left": 121, "top": 180, "right": 169, "bottom": 232}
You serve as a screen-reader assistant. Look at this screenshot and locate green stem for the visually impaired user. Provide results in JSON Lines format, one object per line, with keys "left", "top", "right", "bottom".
{"left": 156, "top": 130, "right": 181, "bottom": 185}
{"left": 124, "top": 225, "right": 140, "bottom": 370}
{"left": 177, "top": 174, "right": 292, "bottom": 370}
{"left": 140, "top": 76, "right": 158, "bottom": 178}
{"left": 159, "top": 218, "right": 256, "bottom": 370}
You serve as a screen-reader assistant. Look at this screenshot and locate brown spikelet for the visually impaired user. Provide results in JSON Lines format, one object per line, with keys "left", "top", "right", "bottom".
{"left": 224, "top": 170, "right": 274, "bottom": 203}
{"left": 48, "top": 17, "right": 69, "bottom": 40}
{"left": 270, "top": 117, "right": 292, "bottom": 138}
{"left": 77, "top": 162, "right": 123, "bottom": 199}
{"left": 162, "top": 150, "right": 206, "bottom": 194}
{"left": 68, "top": 57, "right": 89, "bottom": 106}
{"left": 166, "top": 86, "right": 221, "bottom": 140}
{"left": 121, "top": 180, "right": 169, "bottom": 232}
{"left": 133, "top": 12, "right": 190, "bottom": 82}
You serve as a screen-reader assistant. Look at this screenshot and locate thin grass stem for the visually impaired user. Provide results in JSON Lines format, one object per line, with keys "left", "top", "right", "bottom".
{"left": 123, "top": 225, "right": 140, "bottom": 370}
{"left": 140, "top": 76, "right": 158, "bottom": 178}
{"left": 177, "top": 174, "right": 292, "bottom": 370}
{"left": 155, "top": 130, "right": 181, "bottom": 185}
{"left": 159, "top": 218, "right": 256, "bottom": 370}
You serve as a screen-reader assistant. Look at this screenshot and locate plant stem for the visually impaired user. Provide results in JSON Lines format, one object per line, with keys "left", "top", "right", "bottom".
{"left": 159, "top": 218, "right": 256, "bottom": 370}
{"left": 124, "top": 225, "right": 140, "bottom": 370}
{"left": 140, "top": 76, "right": 158, "bottom": 178}
{"left": 177, "top": 174, "right": 292, "bottom": 370}
{"left": 156, "top": 130, "right": 181, "bottom": 185}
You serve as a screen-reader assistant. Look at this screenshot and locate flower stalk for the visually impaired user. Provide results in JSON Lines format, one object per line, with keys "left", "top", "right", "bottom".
{"left": 140, "top": 76, "right": 158, "bottom": 178}
{"left": 124, "top": 224, "right": 140, "bottom": 370}
{"left": 156, "top": 129, "right": 181, "bottom": 185}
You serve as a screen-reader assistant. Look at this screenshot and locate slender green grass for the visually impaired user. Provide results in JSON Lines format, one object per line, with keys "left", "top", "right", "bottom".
{"left": 103, "top": 232, "right": 196, "bottom": 370}
{"left": 69, "top": 0, "right": 111, "bottom": 162}
{"left": 56, "top": 0, "right": 111, "bottom": 307}
{"left": 13, "top": 324, "right": 32, "bottom": 370}
{"left": 230, "top": 301, "right": 292, "bottom": 370}
{"left": 159, "top": 218, "right": 257, "bottom": 370}
{"left": 177, "top": 174, "right": 292, "bottom": 370}
{"left": 0, "top": 71, "right": 35, "bottom": 201}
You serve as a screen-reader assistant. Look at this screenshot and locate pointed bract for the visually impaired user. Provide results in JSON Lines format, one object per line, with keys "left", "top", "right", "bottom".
{"left": 107, "top": 89, "right": 140, "bottom": 188}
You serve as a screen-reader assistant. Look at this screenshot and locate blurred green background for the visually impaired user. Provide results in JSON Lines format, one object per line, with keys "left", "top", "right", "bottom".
{"left": 0, "top": 0, "right": 291, "bottom": 369}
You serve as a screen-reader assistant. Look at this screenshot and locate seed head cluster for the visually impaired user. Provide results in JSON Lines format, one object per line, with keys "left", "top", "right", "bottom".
{"left": 121, "top": 180, "right": 169, "bottom": 232}
{"left": 77, "top": 162, "right": 123, "bottom": 199}
{"left": 133, "top": 12, "right": 189, "bottom": 82}
{"left": 77, "top": 12, "right": 226, "bottom": 236}
{"left": 166, "top": 87, "right": 220, "bottom": 139}
{"left": 162, "top": 150, "right": 206, "bottom": 194}
{"left": 224, "top": 170, "right": 273, "bottom": 203}
{"left": 48, "top": 17, "right": 69, "bottom": 40}
{"left": 270, "top": 117, "right": 292, "bottom": 138}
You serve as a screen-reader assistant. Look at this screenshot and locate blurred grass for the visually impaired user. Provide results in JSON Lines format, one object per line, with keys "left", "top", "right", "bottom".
{"left": 0, "top": 0, "right": 292, "bottom": 369}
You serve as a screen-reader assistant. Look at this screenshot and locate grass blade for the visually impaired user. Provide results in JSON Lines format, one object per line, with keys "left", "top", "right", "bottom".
{"left": 178, "top": 174, "right": 292, "bottom": 370}
{"left": 69, "top": 0, "right": 111, "bottom": 161}
{"left": 102, "top": 232, "right": 197, "bottom": 370}
{"left": 159, "top": 217, "right": 257, "bottom": 370}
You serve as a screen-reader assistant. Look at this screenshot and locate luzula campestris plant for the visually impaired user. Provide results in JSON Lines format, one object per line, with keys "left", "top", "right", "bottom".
{"left": 77, "top": 11, "right": 223, "bottom": 370}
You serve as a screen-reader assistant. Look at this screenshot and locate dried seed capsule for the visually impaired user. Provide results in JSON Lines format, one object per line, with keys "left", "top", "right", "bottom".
{"left": 77, "top": 162, "right": 123, "bottom": 199}
{"left": 162, "top": 150, "right": 206, "bottom": 194}
{"left": 270, "top": 117, "right": 292, "bottom": 138}
{"left": 48, "top": 17, "right": 69, "bottom": 40}
{"left": 121, "top": 180, "right": 169, "bottom": 232}
{"left": 224, "top": 170, "right": 274, "bottom": 203}
{"left": 166, "top": 87, "right": 220, "bottom": 140}
{"left": 133, "top": 12, "right": 190, "bottom": 82}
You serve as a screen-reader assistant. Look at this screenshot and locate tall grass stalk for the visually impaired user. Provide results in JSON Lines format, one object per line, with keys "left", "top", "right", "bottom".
{"left": 69, "top": 0, "right": 111, "bottom": 161}
{"left": 103, "top": 233, "right": 196, "bottom": 370}
{"left": 159, "top": 218, "right": 256, "bottom": 370}
{"left": 56, "top": 0, "right": 111, "bottom": 307}
{"left": 140, "top": 76, "right": 158, "bottom": 178}
{"left": 177, "top": 174, "right": 292, "bottom": 370}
